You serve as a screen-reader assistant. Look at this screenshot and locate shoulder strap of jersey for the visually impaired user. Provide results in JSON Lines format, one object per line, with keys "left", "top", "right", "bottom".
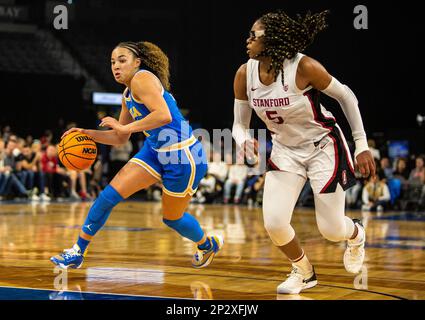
{"left": 246, "top": 59, "right": 257, "bottom": 99}
{"left": 288, "top": 53, "right": 313, "bottom": 94}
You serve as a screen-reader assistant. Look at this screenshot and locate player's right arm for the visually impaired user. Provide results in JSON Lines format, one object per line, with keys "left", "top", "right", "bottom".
{"left": 233, "top": 63, "right": 257, "bottom": 158}
{"left": 62, "top": 97, "right": 133, "bottom": 146}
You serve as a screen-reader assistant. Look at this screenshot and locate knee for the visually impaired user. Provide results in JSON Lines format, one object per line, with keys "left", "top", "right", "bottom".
{"left": 90, "top": 185, "right": 123, "bottom": 220}
{"left": 317, "top": 220, "right": 346, "bottom": 242}
{"left": 263, "top": 216, "right": 294, "bottom": 246}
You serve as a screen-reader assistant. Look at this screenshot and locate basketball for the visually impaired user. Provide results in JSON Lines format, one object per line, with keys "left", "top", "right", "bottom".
{"left": 57, "top": 132, "right": 97, "bottom": 171}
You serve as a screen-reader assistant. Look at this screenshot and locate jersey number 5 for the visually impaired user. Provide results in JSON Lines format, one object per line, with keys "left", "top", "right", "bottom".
{"left": 265, "top": 111, "right": 284, "bottom": 124}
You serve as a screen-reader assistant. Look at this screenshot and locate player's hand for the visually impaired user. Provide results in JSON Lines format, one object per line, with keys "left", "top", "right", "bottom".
{"left": 355, "top": 150, "right": 376, "bottom": 178}
{"left": 61, "top": 128, "right": 85, "bottom": 140}
{"left": 238, "top": 139, "right": 259, "bottom": 164}
{"left": 99, "top": 117, "right": 127, "bottom": 134}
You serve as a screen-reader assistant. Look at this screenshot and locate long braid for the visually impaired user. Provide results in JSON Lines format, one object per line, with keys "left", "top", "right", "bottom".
{"left": 258, "top": 10, "right": 330, "bottom": 85}
{"left": 117, "top": 41, "right": 171, "bottom": 91}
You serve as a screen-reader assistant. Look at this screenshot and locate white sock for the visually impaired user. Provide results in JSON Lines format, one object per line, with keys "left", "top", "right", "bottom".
{"left": 291, "top": 251, "right": 313, "bottom": 274}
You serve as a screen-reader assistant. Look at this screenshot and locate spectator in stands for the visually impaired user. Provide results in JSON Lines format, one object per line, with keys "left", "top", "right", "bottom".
{"left": 208, "top": 151, "right": 229, "bottom": 191}
{"left": 146, "top": 182, "right": 163, "bottom": 201}
{"left": 25, "top": 135, "right": 34, "bottom": 147}
{"left": 193, "top": 173, "right": 217, "bottom": 204}
{"left": 244, "top": 171, "right": 265, "bottom": 207}
{"left": 40, "top": 130, "right": 53, "bottom": 151}
{"left": 243, "top": 164, "right": 262, "bottom": 206}
{"left": 88, "top": 155, "right": 103, "bottom": 198}
{"left": 2, "top": 125, "right": 12, "bottom": 142}
{"left": 0, "top": 138, "right": 7, "bottom": 199}
{"left": 380, "top": 157, "right": 394, "bottom": 180}
{"left": 368, "top": 139, "right": 380, "bottom": 160}
{"left": 362, "top": 172, "right": 390, "bottom": 212}
{"left": 346, "top": 171, "right": 364, "bottom": 209}
{"left": 23, "top": 142, "right": 51, "bottom": 201}
{"left": 41, "top": 144, "right": 69, "bottom": 199}
{"left": 223, "top": 163, "right": 248, "bottom": 204}
{"left": 109, "top": 140, "right": 133, "bottom": 181}
{"left": 65, "top": 169, "right": 89, "bottom": 201}
{"left": 1, "top": 136, "right": 33, "bottom": 199}
{"left": 408, "top": 155, "right": 425, "bottom": 206}
{"left": 393, "top": 158, "right": 409, "bottom": 183}
{"left": 408, "top": 155, "right": 425, "bottom": 186}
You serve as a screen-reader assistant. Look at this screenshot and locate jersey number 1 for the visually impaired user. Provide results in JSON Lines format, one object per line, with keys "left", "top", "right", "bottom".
{"left": 265, "top": 111, "right": 284, "bottom": 124}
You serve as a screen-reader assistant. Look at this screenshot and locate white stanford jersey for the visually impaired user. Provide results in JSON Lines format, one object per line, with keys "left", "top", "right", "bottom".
{"left": 246, "top": 53, "right": 336, "bottom": 147}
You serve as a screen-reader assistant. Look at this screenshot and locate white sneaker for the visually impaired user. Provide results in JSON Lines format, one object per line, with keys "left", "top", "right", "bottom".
{"left": 40, "top": 194, "right": 51, "bottom": 202}
{"left": 344, "top": 219, "right": 366, "bottom": 274}
{"left": 277, "top": 266, "right": 317, "bottom": 294}
{"left": 31, "top": 194, "right": 40, "bottom": 201}
{"left": 70, "top": 191, "right": 81, "bottom": 201}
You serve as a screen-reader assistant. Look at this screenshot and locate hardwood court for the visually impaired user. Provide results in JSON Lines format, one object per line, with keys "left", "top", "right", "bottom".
{"left": 0, "top": 201, "right": 424, "bottom": 300}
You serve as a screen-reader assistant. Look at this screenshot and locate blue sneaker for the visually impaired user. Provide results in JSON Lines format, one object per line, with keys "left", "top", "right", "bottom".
{"left": 192, "top": 235, "right": 224, "bottom": 268}
{"left": 50, "top": 244, "right": 85, "bottom": 269}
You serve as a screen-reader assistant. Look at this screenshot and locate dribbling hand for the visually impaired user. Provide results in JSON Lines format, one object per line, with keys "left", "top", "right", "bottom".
{"left": 61, "top": 128, "right": 85, "bottom": 140}
{"left": 239, "top": 139, "right": 259, "bottom": 164}
{"left": 355, "top": 150, "right": 376, "bottom": 178}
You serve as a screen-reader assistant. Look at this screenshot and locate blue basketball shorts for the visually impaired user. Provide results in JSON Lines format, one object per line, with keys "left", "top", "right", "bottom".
{"left": 129, "top": 136, "right": 208, "bottom": 197}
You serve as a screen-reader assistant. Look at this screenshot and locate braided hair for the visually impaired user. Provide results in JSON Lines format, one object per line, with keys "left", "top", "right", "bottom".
{"left": 117, "top": 41, "right": 171, "bottom": 91}
{"left": 257, "top": 10, "right": 330, "bottom": 85}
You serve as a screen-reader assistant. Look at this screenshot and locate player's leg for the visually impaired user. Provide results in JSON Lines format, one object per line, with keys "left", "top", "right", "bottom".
{"left": 314, "top": 186, "right": 365, "bottom": 273}
{"left": 161, "top": 192, "right": 223, "bottom": 268}
{"left": 51, "top": 143, "right": 161, "bottom": 269}
{"left": 161, "top": 142, "right": 223, "bottom": 268}
{"left": 263, "top": 170, "right": 317, "bottom": 294}
{"left": 309, "top": 131, "right": 365, "bottom": 274}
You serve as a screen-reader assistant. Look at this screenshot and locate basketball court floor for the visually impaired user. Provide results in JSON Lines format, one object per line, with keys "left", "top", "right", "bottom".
{"left": 0, "top": 200, "right": 424, "bottom": 300}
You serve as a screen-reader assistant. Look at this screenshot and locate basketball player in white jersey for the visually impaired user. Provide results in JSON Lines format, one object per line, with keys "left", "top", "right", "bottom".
{"left": 233, "top": 10, "right": 376, "bottom": 294}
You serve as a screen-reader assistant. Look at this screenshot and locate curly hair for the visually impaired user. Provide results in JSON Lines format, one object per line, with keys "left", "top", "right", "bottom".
{"left": 257, "top": 10, "right": 330, "bottom": 85}
{"left": 116, "top": 41, "right": 171, "bottom": 91}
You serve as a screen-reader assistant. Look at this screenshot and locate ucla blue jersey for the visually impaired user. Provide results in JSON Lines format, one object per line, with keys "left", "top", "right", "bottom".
{"left": 124, "top": 70, "right": 192, "bottom": 150}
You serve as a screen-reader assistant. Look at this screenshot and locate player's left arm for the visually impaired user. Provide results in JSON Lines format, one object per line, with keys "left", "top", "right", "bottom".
{"left": 297, "top": 56, "right": 376, "bottom": 178}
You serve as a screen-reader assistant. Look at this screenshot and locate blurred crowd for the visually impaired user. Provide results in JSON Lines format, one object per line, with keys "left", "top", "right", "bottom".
{"left": 296, "top": 140, "right": 425, "bottom": 213}
{"left": 1, "top": 124, "right": 424, "bottom": 212}
{"left": 0, "top": 125, "right": 102, "bottom": 202}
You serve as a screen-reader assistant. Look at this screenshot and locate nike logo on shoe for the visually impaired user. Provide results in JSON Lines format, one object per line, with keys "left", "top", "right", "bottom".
{"left": 251, "top": 87, "right": 258, "bottom": 91}
{"left": 303, "top": 268, "right": 317, "bottom": 283}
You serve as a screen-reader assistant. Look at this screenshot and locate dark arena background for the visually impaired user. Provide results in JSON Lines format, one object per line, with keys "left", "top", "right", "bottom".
{"left": 0, "top": 0, "right": 424, "bottom": 313}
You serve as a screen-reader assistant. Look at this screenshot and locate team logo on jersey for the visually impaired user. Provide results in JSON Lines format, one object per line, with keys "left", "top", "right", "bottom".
{"left": 342, "top": 170, "right": 347, "bottom": 185}
{"left": 283, "top": 84, "right": 289, "bottom": 91}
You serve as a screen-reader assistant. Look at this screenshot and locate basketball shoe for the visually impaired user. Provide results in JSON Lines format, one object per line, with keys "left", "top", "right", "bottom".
{"left": 50, "top": 244, "right": 85, "bottom": 269}
{"left": 192, "top": 235, "right": 224, "bottom": 268}
{"left": 277, "top": 265, "right": 317, "bottom": 294}
{"left": 344, "top": 219, "right": 366, "bottom": 273}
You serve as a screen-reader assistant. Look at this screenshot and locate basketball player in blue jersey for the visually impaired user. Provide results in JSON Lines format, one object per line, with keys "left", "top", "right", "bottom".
{"left": 50, "top": 41, "right": 223, "bottom": 269}
{"left": 233, "top": 11, "right": 376, "bottom": 294}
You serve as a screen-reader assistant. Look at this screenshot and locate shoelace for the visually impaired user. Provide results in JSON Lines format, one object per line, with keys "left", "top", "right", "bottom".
{"left": 347, "top": 246, "right": 364, "bottom": 259}
{"left": 194, "top": 250, "right": 203, "bottom": 262}
{"left": 286, "top": 267, "right": 304, "bottom": 281}
{"left": 62, "top": 248, "right": 79, "bottom": 260}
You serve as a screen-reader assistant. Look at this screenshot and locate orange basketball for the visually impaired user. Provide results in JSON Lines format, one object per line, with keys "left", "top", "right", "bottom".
{"left": 57, "top": 132, "right": 97, "bottom": 171}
